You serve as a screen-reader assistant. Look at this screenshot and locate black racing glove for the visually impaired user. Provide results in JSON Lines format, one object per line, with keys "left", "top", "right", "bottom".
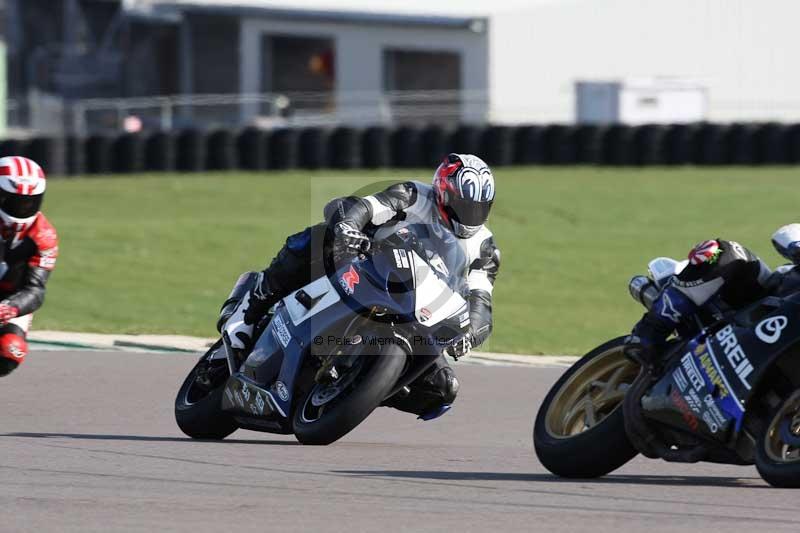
{"left": 446, "top": 334, "right": 472, "bottom": 361}
{"left": 333, "top": 221, "right": 370, "bottom": 257}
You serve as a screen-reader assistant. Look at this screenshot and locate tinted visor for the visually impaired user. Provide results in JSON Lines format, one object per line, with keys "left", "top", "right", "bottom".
{"left": 445, "top": 195, "right": 493, "bottom": 227}
{"left": 0, "top": 190, "right": 43, "bottom": 218}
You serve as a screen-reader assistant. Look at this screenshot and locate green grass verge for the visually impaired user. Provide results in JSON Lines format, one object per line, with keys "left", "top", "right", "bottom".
{"left": 36, "top": 167, "right": 799, "bottom": 355}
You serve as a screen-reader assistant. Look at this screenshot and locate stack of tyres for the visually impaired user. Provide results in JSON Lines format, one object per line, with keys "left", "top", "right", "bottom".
{"left": 86, "top": 135, "right": 113, "bottom": 174}
{"left": 574, "top": 125, "right": 604, "bottom": 164}
{"left": 542, "top": 125, "right": 577, "bottom": 165}
{"left": 177, "top": 130, "right": 208, "bottom": 172}
{"left": 391, "top": 127, "right": 423, "bottom": 168}
{"left": 481, "top": 126, "right": 514, "bottom": 166}
{"left": 66, "top": 137, "right": 86, "bottom": 176}
{"left": 206, "top": 130, "right": 239, "bottom": 171}
{"left": 756, "top": 123, "right": 788, "bottom": 164}
{"left": 112, "top": 134, "right": 145, "bottom": 173}
{"left": 298, "top": 128, "right": 330, "bottom": 170}
{"left": 145, "top": 132, "right": 177, "bottom": 172}
{"left": 237, "top": 128, "right": 269, "bottom": 171}
{"left": 513, "top": 125, "right": 544, "bottom": 165}
{"left": 420, "top": 125, "right": 448, "bottom": 167}
{"left": 329, "top": 127, "right": 361, "bottom": 169}
{"left": 450, "top": 125, "right": 484, "bottom": 157}
{"left": 727, "top": 124, "right": 758, "bottom": 165}
{"left": 270, "top": 129, "right": 300, "bottom": 170}
{"left": 362, "top": 127, "right": 391, "bottom": 168}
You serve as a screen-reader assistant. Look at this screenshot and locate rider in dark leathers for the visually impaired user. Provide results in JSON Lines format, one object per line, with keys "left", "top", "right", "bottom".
{"left": 626, "top": 238, "right": 773, "bottom": 362}
{"left": 223, "top": 153, "right": 500, "bottom": 418}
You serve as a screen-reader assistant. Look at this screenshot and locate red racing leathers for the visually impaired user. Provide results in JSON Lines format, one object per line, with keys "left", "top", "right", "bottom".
{"left": 0, "top": 213, "right": 58, "bottom": 375}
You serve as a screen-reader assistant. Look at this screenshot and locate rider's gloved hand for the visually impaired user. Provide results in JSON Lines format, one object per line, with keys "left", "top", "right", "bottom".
{"left": 446, "top": 335, "right": 472, "bottom": 361}
{"left": 333, "top": 221, "right": 370, "bottom": 254}
{"left": 0, "top": 303, "right": 19, "bottom": 325}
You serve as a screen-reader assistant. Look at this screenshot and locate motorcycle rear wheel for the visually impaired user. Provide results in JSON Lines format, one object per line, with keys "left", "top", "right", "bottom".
{"left": 292, "top": 341, "right": 406, "bottom": 445}
{"left": 533, "top": 336, "right": 639, "bottom": 478}
{"left": 175, "top": 341, "right": 238, "bottom": 440}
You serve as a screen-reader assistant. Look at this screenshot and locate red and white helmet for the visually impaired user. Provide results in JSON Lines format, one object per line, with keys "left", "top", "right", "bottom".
{"left": 0, "top": 156, "right": 47, "bottom": 231}
{"left": 432, "top": 153, "right": 495, "bottom": 238}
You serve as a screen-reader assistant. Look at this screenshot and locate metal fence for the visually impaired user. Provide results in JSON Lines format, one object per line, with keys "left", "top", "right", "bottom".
{"left": 6, "top": 90, "right": 490, "bottom": 137}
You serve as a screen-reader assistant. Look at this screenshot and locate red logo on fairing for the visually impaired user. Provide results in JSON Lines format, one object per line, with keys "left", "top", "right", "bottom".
{"left": 339, "top": 266, "right": 360, "bottom": 295}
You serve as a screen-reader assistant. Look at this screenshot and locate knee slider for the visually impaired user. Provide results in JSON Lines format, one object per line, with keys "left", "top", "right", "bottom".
{"left": 0, "top": 333, "right": 28, "bottom": 366}
{"left": 430, "top": 367, "right": 459, "bottom": 404}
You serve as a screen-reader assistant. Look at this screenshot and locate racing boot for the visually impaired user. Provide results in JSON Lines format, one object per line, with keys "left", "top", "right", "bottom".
{"left": 224, "top": 272, "right": 282, "bottom": 351}
{"left": 383, "top": 360, "right": 459, "bottom": 420}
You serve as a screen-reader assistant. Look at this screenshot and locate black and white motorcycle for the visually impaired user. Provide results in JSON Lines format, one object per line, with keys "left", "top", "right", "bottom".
{"left": 175, "top": 221, "right": 471, "bottom": 445}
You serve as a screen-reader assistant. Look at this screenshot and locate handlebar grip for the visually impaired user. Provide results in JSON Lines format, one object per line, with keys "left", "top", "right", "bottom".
{"left": 629, "top": 275, "right": 659, "bottom": 310}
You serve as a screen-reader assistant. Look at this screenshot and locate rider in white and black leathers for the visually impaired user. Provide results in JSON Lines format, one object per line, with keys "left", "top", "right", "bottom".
{"left": 224, "top": 153, "right": 500, "bottom": 417}
{"left": 626, "top": 238, "right": 773, "bottom": 363}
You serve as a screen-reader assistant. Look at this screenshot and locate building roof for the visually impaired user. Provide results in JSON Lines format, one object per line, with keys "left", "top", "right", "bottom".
{"left": 132, "top": 0, "right": 557, "bottom": 25}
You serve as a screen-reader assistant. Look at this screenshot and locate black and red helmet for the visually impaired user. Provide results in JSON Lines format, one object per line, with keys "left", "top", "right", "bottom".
{"left": 432, "top": 153, "right": 495, "bottom": 238}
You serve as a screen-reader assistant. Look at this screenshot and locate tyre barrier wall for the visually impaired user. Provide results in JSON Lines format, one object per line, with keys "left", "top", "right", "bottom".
{"left": 4, "top": 123, "right": 800, "bottom": 176}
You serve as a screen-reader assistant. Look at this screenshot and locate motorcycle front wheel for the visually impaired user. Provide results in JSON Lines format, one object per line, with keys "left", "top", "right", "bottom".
{"left": 533, "top": 336, "right": 640, "bottom": 478}
{"left": 292, "top": 340, "right": 406, "bottom": 445}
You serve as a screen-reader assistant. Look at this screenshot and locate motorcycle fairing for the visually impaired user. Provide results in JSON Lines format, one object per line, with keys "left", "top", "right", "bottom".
{"left": 643, "top": 293, "right": 800, "bottom": 441}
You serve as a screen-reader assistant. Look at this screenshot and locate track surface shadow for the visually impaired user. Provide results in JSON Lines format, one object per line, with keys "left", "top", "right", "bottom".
{"left": 336, "top": 469, "right": 763, "bottom": 488}
{"left": 0, "top": 432, "right": 299, "bottom": 446}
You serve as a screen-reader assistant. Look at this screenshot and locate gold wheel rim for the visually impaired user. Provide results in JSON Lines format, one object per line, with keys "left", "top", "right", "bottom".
{"left": 765, "top": 390, "right": 800, "bottom": 463}
{"left": 545, "top": 345, "right": 639, "bottom": 439}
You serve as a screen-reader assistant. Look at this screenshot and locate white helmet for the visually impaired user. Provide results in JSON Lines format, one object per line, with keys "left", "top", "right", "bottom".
{"left": 0, "top": 156, "right": 47, "bottom": 233}
{"left": 432, "top": 153, "right": 495, "bottom": 239}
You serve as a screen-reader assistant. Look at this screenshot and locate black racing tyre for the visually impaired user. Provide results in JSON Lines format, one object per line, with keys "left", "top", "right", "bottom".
{"left": 534, "top": 336, "right": 639, "bottom": 478}
{"left": 293, "top": 343, "right": 406, "bottom": 445}
{"left": 175, "top": 345, "right": 238, "bottom": 440}
{"left": 755, "top": 390, "right": 800, "bottom": 488}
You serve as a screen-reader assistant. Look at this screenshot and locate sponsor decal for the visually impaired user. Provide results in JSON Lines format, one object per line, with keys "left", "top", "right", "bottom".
{"left": 702, "top": 411, "right": 719, "bottom": 434}
{"left": 339, "top": 266, "right": 360, "bottom": 295}
{"left": 693, "top": 342, "right": 707, "bottom": 356}
{"left": 419, "top": 308, "right": 432, "bottom": 322}
{"left": 8, "top": 343, "right": 25, "bottom": 359}
{"left": 275, "top": 381, "right": 290, "bottom": 402}
{"left": 392, "top": 249, "right": 410, "bottom": 269}
{"left": 255, "top": 392, "right": 266, "bottom": 415}
{"left": 702, "top": 393, "right": 727, "bottom": 433}
{"left": 659, "top": 292, "right": 682, "bottom": 323}
{"left": 755, "top": 315, "right": 788, "bottom": 344}
{"left": 698, "top": 351, "right": 730, "bottom": 399}
{"left": 673, "top": 368, "right": 689, "bottom": 392}
{"left": 272, "top": 314, "right": 292, "bottom": 348}
{"left": 234, "top": 391, "right": 244, "bottom": 407}
{"left": 680, "top": 353, "right": 705, "bottom": 391}
{"left": 674, "top": 278, "right": 705, "bottom": 288}
{"left": 241, "top": 384, "right": 251, "bottom": 402}
{"left": 685, "top": 388, "right": 702, "bottom": 413}
{"left": 715, "top": 325, "right": 754, "bottom": 390}
{"left": 459, "top": 311, "right": 470, "bottom": 328}
{"left": 670, "top": 389, "right": 699, "bottom": 431}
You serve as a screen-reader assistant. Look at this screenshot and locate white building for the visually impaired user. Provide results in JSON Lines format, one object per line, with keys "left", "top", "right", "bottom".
{"left": 134, "top": 0, "right": 800, "bottom": 125}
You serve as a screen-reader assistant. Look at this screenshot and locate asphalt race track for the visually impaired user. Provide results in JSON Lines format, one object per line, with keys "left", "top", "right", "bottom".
{"left": 1, "top": 350, "right": 799, "bottom": 532}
